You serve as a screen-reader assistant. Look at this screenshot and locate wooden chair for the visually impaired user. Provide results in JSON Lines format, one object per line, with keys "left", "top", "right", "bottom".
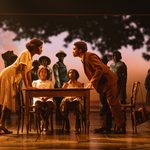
{"left": 61, "top": 83, "right": 86, "bottom": 134}
{"left": 17, "top": 91, "right": 54, "bottom": 134}
{"left": 17, "top": 89, "right": 25, "bottom": 134}
{"left": 36, "top": 102, "right": 54, "bottom": 134}
{"left": 121, "top": 81, "right": 140, "bottom": 134}
{"left": 17, "top": 90, "right": 40, "bottom": 134}
{"left": 61, "top": 98, "right": 86, "bottom": 134}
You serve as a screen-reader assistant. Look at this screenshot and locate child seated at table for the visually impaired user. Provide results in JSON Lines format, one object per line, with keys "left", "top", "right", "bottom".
{"left": 32, "top": 65, "right": 55, "bottom": 133}
{"left": 60, "top": 69, "right": 84, "bottom": 134}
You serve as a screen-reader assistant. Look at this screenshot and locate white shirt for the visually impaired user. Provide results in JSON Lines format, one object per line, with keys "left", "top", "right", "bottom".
{"left": 32, "top": 79, "right": 53, "bottom": 105}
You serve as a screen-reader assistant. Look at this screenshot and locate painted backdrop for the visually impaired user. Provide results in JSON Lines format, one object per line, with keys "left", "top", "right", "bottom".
{"left": 0, "top": 29, "right": 149, "bottom": 105}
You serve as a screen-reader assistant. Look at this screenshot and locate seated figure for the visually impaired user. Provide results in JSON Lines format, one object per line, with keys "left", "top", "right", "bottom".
{"left": 60, "top": 69, "right": 84, "bottom": 134}
{"left": 32, "top": 65, "right": 55, "bottom": 133}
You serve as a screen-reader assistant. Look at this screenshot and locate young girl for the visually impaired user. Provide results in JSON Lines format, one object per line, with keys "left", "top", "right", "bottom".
{"left": 39, "top": 56, "right": 52, "bottom": 81}
{"left": 60, "top": 69, "right": 84, "bottom": 134}
{"left": 32, "top": 65, "right": 55, "bottom": 133}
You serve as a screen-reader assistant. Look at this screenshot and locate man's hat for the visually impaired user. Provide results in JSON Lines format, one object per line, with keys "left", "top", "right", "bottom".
{"left": 56, "top": 50, "right": 67, "bottom": 57}
{"left": 39, "top": 56, "right": 51, "bottom": 65}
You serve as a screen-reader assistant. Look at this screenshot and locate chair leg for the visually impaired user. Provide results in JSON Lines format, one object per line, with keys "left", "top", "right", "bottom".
{"left": 82, "top": 111, "right": 86, "bottom": 133}
{"left": 21, "top": 109, "right": 24, "bottom": 133}
{"left": 17, "top": 110, "right": 21, "bottom": 134}
{"left": 17, "top": 108, "right": 24, "bottom": 134}
{"left": 35, "top": 109, "right": 41, "bottom": 134}
{"left": 80, "top": 114, "right": 84, "bottom": 133}
{"left": 29, "top": 113, "right": 32, "bottom": 132}
{"left": 123, "top": 109, "right": 127, "bottom": 133}
{"left": 131, "top": 111, "right": 134, "bottom": 133}
{"left": 50, "top": 111, "right": 53, "bottom": 133}
{"left": 132, "top": 112, "right": 137, "bottom": 134}
{"left": 61, "top": 112, "right": 65, "bottom": 132}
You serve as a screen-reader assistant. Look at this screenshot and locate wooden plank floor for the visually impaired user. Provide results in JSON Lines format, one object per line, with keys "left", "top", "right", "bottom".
{"left": 0, "top": 111, "right": 150, "bottom": 150}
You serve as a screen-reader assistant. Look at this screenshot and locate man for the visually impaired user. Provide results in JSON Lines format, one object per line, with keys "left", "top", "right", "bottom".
{"left": 72, "top": 41, "right": 125, "bottom": 134}
{"left": 53, "top": 50, "right": 69, "bottom": 122}
{"left": 110, "top": 51, "right": 127, "bottom": 104}
{"left": 53, "top": 51, "right": 68, "bottom": 88}
{"left": 99, "top": 55, "right": 112, "bottom": 133}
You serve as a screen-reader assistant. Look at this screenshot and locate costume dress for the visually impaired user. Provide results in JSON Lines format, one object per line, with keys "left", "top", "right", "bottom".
{"left": 0, "top": 50, "right": 32, "bottom": 112}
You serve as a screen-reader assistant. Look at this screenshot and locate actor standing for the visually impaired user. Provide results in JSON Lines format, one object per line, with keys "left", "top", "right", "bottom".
{"left": 53, "top": 50, "right": 69, "bottom": 122}
{"left": 72, "top": 41, "right": 125, "bottom": 134}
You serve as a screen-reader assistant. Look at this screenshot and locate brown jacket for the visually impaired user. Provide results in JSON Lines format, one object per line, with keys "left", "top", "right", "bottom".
{"left": 82, "top": 52, "right": 117, "bottom": 93}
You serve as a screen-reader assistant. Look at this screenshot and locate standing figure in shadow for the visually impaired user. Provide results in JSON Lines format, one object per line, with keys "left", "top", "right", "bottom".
{"left": 39, "top": 56, "right": 52, "bottom": 81}
{"left": 110, "top": 51, "right": 127, "bottom": 104}
{"left": 31, "top": 60, "right": 40, "bottom": 81}
{"left": 53, "top": 50, "right": 69, "bottom": 123}
{"left": 145, "top": 69, "right": 150, "bottom": 105}
{"left": 1, "top": 51, "right": 18, "bottom": 125}
{"left": 1, "top": 50, "right": 18, "bottom": 68}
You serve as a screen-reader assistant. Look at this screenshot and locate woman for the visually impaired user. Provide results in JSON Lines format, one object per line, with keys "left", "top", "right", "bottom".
{"left": 0, "top": 38, "right": 43, "bottom": 134}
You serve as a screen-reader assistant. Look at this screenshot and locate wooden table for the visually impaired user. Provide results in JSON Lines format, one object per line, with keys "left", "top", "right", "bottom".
{"left": 23, "top": 88, "right": 91, "bottom": 134}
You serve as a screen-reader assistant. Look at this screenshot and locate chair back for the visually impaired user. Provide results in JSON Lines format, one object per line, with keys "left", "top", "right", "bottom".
{"left": 130, "top": 81, "right": 140, "bottom": 106}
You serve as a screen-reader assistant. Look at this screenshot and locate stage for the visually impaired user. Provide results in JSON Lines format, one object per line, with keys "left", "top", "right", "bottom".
{"left": 0, "top": 111, "right": 150, "bottom": 150}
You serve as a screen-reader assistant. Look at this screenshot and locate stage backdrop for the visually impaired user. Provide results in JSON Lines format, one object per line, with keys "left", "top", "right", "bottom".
{"left": 0, "top": 15, "right": 149, "bottom": 110}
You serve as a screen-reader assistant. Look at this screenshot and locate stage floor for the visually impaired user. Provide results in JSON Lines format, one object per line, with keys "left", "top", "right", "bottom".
{"left": 0, "top": 111, "right": 150, "bottom": 150}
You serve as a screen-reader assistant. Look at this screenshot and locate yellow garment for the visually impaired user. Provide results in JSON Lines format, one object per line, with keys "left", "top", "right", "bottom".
{"left": 0, "top": 50, "right": 32, "bottom": 112}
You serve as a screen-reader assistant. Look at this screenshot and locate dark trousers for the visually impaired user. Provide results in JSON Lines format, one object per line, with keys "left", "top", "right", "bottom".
{"left": 54, "top": 97, "right": 63, "bottom": 123}
{"left": 0, "top": 106, "right": 11, "bottom": 126}
{"left": 99, "top": 94, "right": 112, "bottom": 129}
